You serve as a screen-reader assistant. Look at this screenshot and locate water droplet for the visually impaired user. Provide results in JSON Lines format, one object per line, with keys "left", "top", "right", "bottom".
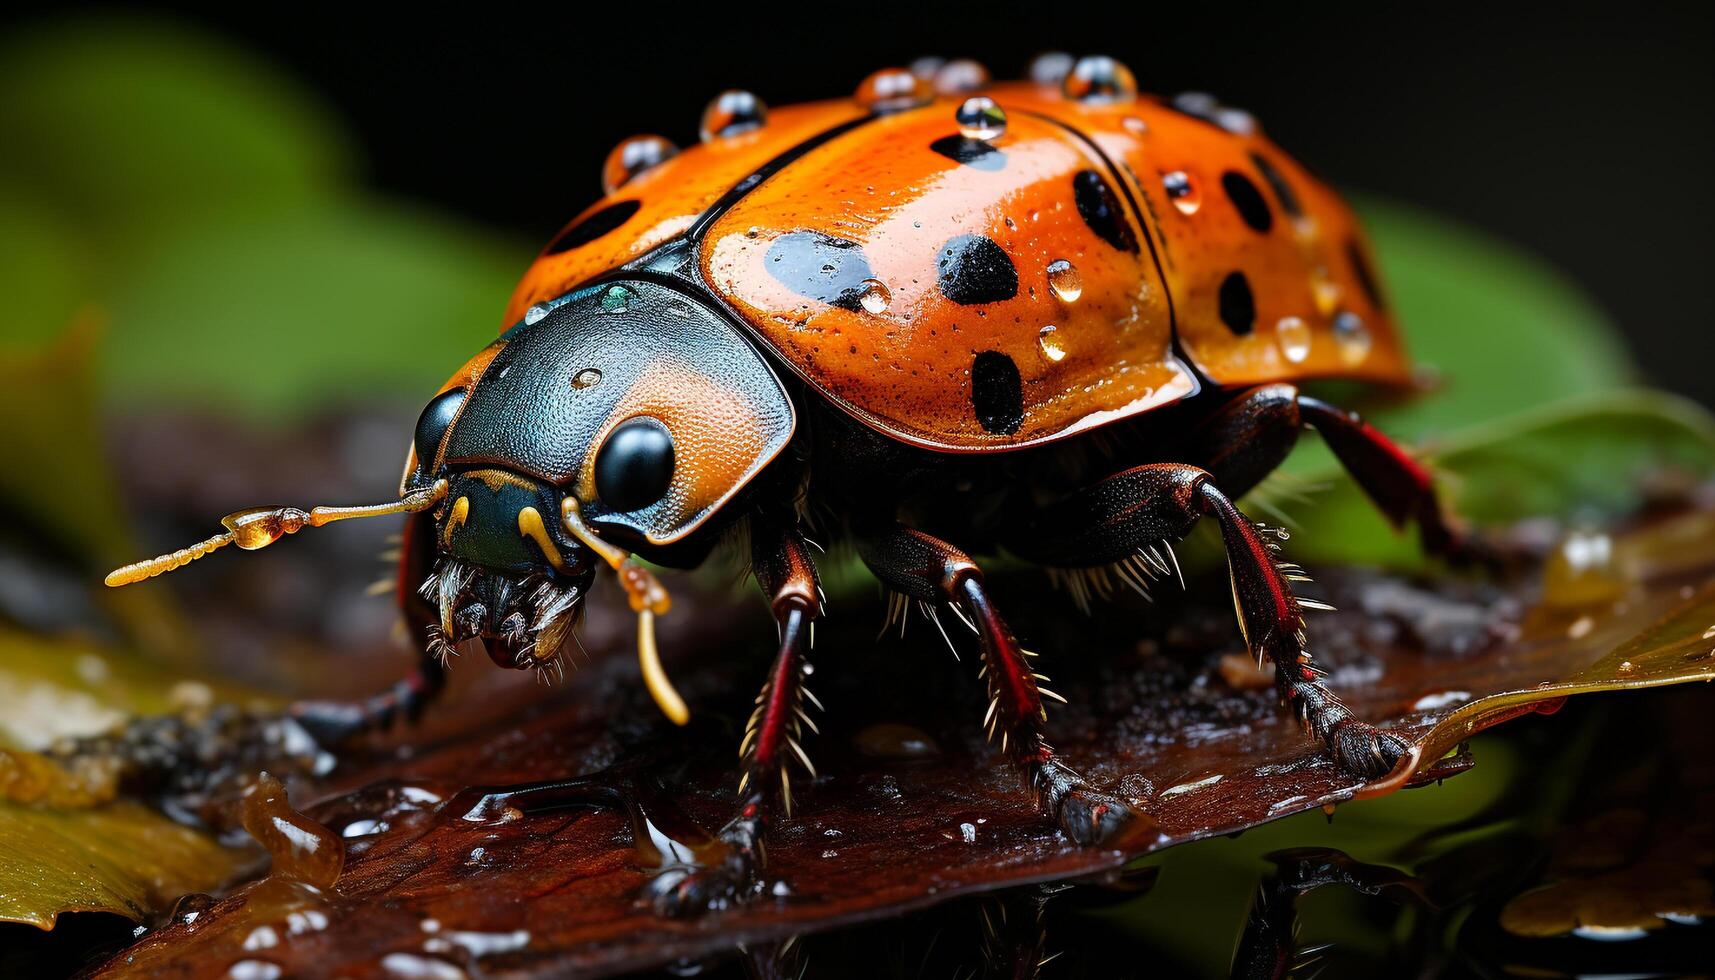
{"left": 1216, "top": 107, "right": 1258, "bottom": 136}
{"left": 1122, "top": 116, "right": 1148, "bottom": 135}
{"left": 1163, "top": 171, "right": 1200, "bottom": 214}
{"left": 1275, "top": 316, "right": 1312, "bottom": 363}
{"left": 855, "top": 67, "right": 932, "bottom": 112}
{"left": 851, "top": 722, "right": 941, "bottom": 759}
{"left": 954, "top": 96, "right": 1007, "bottom": 141}
{"left": 1172, "top": 91, "right": 1258, "bottom": 135}
{"left": 600, "top": 284, "right": 635, "bottom": 313}
{"left": 933, "top": 58, "right": 989, "bottom": 95}
{"left": 1332, "top": 310, "right": 1372, "bottom": 364}
{"left": 1310, "top": 267, "right": 1342, "bottom": 316}
{"left": 1046, "top": 259, "right": 1082, "bottom": 302}
{"left": 600, "top": 135, "right": 677, "bottom": 195}
{"left": 524, "top": 302, "right": 550, "bottom": 325}
{"left": 572, "top": 368, "right": 602, "bottom": 389}
{"left": 1028, "top": 51, "right": 1075, "bottom": 86}
{"left": 857, "top": 278, "right": 891, "bottom": 314}
{"left": 908, "top": 55, "right": 945, "bottom": 80}
{"left": 700, "top": 90, "right": 767, "bottom": 142}
{"left": 1037, "top": 324, "right": 1068, "bottom": 362}
{"left": 240, "top": 773, "right": 343, "bottom": 890}
{"left": 1062, "top": 55, "right": 1137, "bottom": 104}
{"left": 744, "top": 226, "right": 762, "bottom": 239}
{"left": 1543, "top": 529, "right": 1625, "bottom": 609}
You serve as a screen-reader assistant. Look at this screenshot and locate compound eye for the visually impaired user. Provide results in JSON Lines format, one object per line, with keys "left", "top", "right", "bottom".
{"left": 414, "top": 389, "right": 465, "bottom": 472}
{"left": 594, "top": 417, "right": 675, "bottom": 512}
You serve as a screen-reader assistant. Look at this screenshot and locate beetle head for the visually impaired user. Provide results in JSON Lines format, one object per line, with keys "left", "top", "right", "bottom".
{"left": 105, "top": 278, "right": 793, "bottom": 725}
{"left": 401, "top": 278, "right": 796, "bottom": 709}
{"left": 417, "top": 468, "right": 598, "bottom": 674}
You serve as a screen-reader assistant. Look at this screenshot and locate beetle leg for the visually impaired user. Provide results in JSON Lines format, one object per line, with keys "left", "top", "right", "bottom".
{"left": 1183, "top": 384, "right": 1476, "bottom": 562}
{"left": 647, "top": 517, "right": 822, "bottom": 916}
{"left": 1009, "top": 463, "right": 1408, "bottom": 778}
{"left": 288, "top": 510, "right": 447, "bottom": 745}
{"left": 288, "top": 653, "right": 447, "bottom": 744}
{"left": 857, "top": 525, "right": 1137, "bottom": 846}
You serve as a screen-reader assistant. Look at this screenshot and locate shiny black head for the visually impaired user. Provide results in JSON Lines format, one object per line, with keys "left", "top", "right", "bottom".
{"left": 401, "top": 278, "right": 796, "bottom": 673}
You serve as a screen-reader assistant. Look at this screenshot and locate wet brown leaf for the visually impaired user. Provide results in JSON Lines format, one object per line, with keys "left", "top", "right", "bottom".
{"left": 94, "top": 499, "right": 1715, "bottom": 978}
{"left": 0, "top": 628, "right": 269, "bottom": 929}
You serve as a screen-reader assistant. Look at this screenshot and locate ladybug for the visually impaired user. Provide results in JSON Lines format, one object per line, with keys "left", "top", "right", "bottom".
{"left": 108, "top": 54, "right": 1475, "bottom": 914}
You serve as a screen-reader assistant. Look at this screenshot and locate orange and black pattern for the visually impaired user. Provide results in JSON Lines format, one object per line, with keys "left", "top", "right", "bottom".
{"left": 504, "top": 59, "right": 1408, "bottom": 453}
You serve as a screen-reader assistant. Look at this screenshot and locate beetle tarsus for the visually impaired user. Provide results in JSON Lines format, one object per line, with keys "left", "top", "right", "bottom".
{"left": 856, "top": 525, "right": 1147, "bottom": 846}
{"left": 647, "top": 807, "right": 766, "bottom": 917}
{"left": 287, "top": 651, "right": 446, "bottom": 747}
{"left": 643, "top": 519, "right": 821, "bottom": 916}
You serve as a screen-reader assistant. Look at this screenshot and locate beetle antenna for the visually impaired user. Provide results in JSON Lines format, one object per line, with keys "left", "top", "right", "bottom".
{"left": 105, "top": 480, "right": 449, "bottom": 588}
{"left": 560, "top": 497, "right": 687, "bottom": 726}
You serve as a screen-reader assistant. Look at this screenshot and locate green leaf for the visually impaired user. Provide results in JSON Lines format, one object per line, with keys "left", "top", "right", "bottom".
{"left": 0, "top": 627, "right": 256, "bottom": 928}
{"left": 1269, "top": 390, "right": 1715, "bottom": 568}
{"left": 100, "top": 202, "right": 528, "bottom": 418}
{"left": 0, "top": 799, "right": 251, "bottom": 929}
{"left": 0, "top": 19, "right": 349, "bottom": 245}
{"left": 1351, "top": 198, "right": 1633, "bottom": 440}
{"left": 0, "top": 19, "right": 530, "bottom": 416}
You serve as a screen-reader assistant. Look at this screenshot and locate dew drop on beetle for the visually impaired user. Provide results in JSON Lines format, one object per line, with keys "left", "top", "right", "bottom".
{"left": 933, "top": 59, "right": 989, "bottom": 95}
{"left": 908, "top": 55, "right": 946, "bottom": 80}
{"left": 1028, "top": 51, "right": 1075, "bottom": 87}
{"left": 524, "top": 302, "right": 550, "bottom": 325}
{"left": 1062, "top": 55, "right": 1137, "bottom": 104}
{"left": 1310, "top": 267, "right": 1342, "bottom": 316}
{"left": 1332, "top": 311, "right": 1371, "bottom": 364}
{"left": 1046, "top": 259, "right": 1083, "bottom": 303}
{"left": 601, "top": 284, "right": 636, "bottom": 314}
{"left": 700, "top": 90, "right": 768, "bottom": 142}
{"left": 1037, "top": 324, "right": 1068, "bottom": 362}
{"left": 955, "top": 96, "right": 1007, "bottom": 141}
{"left": 572, "top": 368, "right": 602, "bottom": 389}
{"left": 1276, "top": 316, "right": 1312, "bottom": 363}
{"left": 1163, "top": 171, "right": 1201, "bottom": 215}
{"left": 857, "top": 278, "right": 891, "bottom": 314}
{"left": 855, "top": 68, "right": 932, "bottom": 112}
{"left": 601, "top": 135, "right": 678, "bottom": 195}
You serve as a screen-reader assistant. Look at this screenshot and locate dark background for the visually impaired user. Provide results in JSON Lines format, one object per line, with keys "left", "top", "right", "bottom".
{"left": 11, "top": 3, "right": 1713, "bottom": 403}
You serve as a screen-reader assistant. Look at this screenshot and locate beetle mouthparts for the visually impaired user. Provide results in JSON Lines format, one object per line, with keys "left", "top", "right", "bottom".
{"left": 423, "top": 558, "right": 586, "bottom": 677}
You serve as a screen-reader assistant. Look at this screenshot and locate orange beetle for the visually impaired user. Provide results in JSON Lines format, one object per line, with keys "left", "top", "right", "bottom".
{"left": 109, "top": 54, "right": 1473, "bottom": 914}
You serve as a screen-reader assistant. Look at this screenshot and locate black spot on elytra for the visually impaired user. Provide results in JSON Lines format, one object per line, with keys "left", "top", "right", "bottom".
{"left": 544, "top": 199, "right": 641, "bottom": 255}
{"left": 971, "top": 351, "right": 1023, "bottom": 435}
{"left": 1347, "top": 240, "right": 1386, "bottom": 310}
{"left": 930, "top": 135, "right": 1006, "bottom": 172}
{"left": 936, "top": 235, "right": 1017, "bottom": 305}
{"left": 1072, "top": 170, "right": 1139, "bottom": 253}
{"left": 1221, "top": 171, "right": 1273, "bottom": 233}
{"left": 1218, "top": 271, "right": 1255, "bottom": 335}
{"left": 765, "top": 231, "right": 875, "bottom": 311}
{"left": 1248, "top": 153, "right": 1303, "bottom": 218}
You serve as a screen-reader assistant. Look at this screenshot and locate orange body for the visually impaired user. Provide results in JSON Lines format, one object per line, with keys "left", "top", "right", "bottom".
{"left": 503, "top": 79, "right": 1406, "bottom": 452}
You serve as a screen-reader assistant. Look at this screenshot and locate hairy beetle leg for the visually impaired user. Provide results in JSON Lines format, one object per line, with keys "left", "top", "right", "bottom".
{"left": 859, "top": 525, "right": 1142, "bottom": 846}
{"left": 1185, "top": 384, "right": 1491, "bottom": 566}
{"left": 286, "top": 650, "right": 447, "bottom": 747}
{"left": 1009, "top": 463, "right": 1408, "bottom": 779}
{"left": 647, "top": 520, "right": 823, "bottom": 916}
